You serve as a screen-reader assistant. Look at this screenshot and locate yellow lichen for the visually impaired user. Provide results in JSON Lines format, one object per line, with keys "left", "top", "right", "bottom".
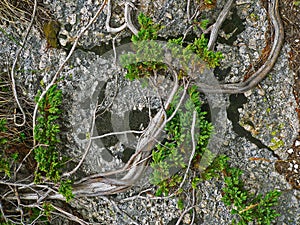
{"left": 43, "top": 20, "right": 60, "bottom": 48}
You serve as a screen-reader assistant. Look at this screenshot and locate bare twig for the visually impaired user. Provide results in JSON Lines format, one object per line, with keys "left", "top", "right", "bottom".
{"left": 106, "top": 0, "right": 138, "bottom": 35}
{"left": 10, "top": 0, "right": 37, "bottom": 127}
{"left": 33, "top": 0, "right": 108, "bottom": 145}
{"left": 187, "top": 0, "right": 191, "bottom": 21}
{"left": 15, "top": 144, "right": 48, "bottom": 174}
{"left": 51, "top": 205, "right": 90, "bottom": 225}
{"left": 177, "top": 110, "right": 197, "bottom": 192}
{"left": 199, "top": 0, "right": 284, "bottom": 93}
{"left": 207, "top": 0, "right": 235, "bottom": 50}
{"left": 90, "top": 130, "right": 144, "bottom": 140}
{"left": 122, "top": 73, "right": 181, "bottom": 170}
{"left": 62, "top": 102, "right": 98, "bottom": 177}
{"left": 0, "top": 202, "right": 8, "bottom": 223}
{"left": 124, "top": 2, "right": 139, "bottom": 36}
{"left": 93, "top": 33, "right": 122, "bottom": 116}
{"left": 187, "top": 0, "right": 201, "bottom": 22}
{"left": 112, "top": 32, "right": 120, "bottom": 64}
{"left": 175, "top": 205, "right": 196, "bottom": 225}
{"left": 106, "top": 0, "right": 127, "bottom": 33}
{"left": 152, "top": 76, "right": 188, "bottom": 140}
{"left": 190, "top": 4, "right": 201, "bottom": 22}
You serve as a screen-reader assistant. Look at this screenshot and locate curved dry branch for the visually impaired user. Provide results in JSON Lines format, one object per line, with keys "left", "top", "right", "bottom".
{"left": 106, "top": 0, "right": 138, "bottom": 35}
{"left": 105, "top": 0, "right": 127, "bottom": 33}
{"left": 10, "top": 0, "right": 37, "bottom": 127}
{"left": 105, "top": 0, "right": 283, "bottom": 95}
{"left": 200, "top": 0, "right": 284, "bottom": 93}
{"left": 51, "top": 205, "right": 90, "bottom": 225}
{"left": 72, "top": 72, "right": 180, "bottom": 196}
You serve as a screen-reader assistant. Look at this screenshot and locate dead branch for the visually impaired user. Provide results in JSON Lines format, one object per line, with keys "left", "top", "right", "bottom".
{"left": 51, "top": 205, "right": 90, "bottom": 225}
{"left": 71, "top": 73, "right": 181, "bottom": 196}
{"left": 207, "top": 0, "right": 235, "bottom": 50}
{"left": 62, "top": 103, "right": 98, "bottom": 178}
{"left": 10, "top": 0, "right": 37, "bottom": 127}
{"left": 106, "top": 0, "right": 138, "bottom": 35}
{"left": 177, "top": 110, "right": 197, "bottom": 192}
{"left": 198, "top": 0, "right": 283, "bottom": 93}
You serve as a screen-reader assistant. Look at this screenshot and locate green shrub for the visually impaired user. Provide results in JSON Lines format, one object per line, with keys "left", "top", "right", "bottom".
{"left": 150, "top": 86, "right": 213, "bottom": 196}
{"left": 34, "top": 84, "right": 62, "bottom": 182}
{"left": 34, "top": 84, "right": 73, "bottom": 202}
{"left": 58, "top": 179, "right": 74, "bottom": 202}
{"left": 222, "top": 166, "right": 281, "bottom": 225}
{"left": 120, "top": 13, "right": 223, "bottom": 81}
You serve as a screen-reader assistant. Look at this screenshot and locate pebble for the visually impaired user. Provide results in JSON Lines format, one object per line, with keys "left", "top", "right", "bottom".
{"left": 68, "top": 14, "right": 77, "bottom": 25}
{"left": 165, "top": 12, "right": 172, "bottom": 19}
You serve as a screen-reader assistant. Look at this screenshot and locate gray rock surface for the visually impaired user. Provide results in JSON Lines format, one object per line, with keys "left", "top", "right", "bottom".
{"left": 1, "top": 0, "right": 299, "bottom": 224}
